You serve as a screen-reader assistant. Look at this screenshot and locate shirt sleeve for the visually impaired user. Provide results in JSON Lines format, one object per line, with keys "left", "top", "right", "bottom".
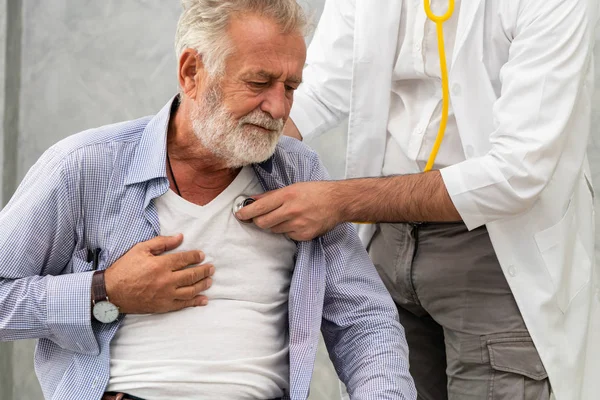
{"left": 440, "top": 0, "right": 594, "bottom": 229}
{"left": 0, "top": 146, "right": 100, "bottom": 356}
{"left": 289, "top": 0, "right": 355, "bottom": 141}
{"left": 310, "top": 155, "right": 417, "bottom": 400}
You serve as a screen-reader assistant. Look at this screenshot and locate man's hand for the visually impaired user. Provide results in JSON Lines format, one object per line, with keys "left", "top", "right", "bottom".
{"left": 104, "top": 234, "right": 214, "bottom": 314}
{"left": 235, "top": 181, "right": 341, "bottom": 241}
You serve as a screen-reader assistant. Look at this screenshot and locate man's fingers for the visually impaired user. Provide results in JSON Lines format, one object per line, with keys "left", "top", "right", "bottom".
{"left": 162, "top": 250, "right": 205, "bottom": 271}
{"left": 142, "top": 234, "right": 184, "bottom": 255}
{"left": 174, "top": 277, "right": 214, "bottom": 300}
{"left": 174, "top": 295, "right": 209, "bottom": 310}
{"left": 173, "top": 264, "right": 215, "bottom": 287}
{"left": 235, "top": 190, "right": 285, "bottom": 221}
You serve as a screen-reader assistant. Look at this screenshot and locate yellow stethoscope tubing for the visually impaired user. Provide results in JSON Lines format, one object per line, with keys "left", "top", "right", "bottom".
{"left": 354, "top": 0, "right": 454, "bottom": 224}
{"left": 423, "top": 0, "right": 454, "bottom": 172}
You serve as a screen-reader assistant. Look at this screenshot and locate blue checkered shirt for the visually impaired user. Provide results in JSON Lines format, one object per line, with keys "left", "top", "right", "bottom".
{"left": 0, "top": 98, "right": 416, "bottom": 400}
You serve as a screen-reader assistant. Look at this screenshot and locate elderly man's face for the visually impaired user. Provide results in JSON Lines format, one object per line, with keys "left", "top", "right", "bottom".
{"left": 190, "top": 14, "right": 307, "bottom": 168}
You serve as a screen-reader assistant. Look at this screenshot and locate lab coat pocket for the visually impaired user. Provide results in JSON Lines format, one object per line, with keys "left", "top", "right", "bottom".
{"left": 534, "top": 200, "right": 592, "bottom": 313}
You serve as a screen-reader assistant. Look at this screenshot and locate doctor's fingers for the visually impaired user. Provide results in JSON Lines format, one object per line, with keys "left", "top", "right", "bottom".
{"left": 252, "top": 205, "right": 295, "bottom": 233}
{"left": 235, "top": 189, "right": 286, "bottom": 221}
{"left": 270, "top": 219, "right": 326, "bottom": 242}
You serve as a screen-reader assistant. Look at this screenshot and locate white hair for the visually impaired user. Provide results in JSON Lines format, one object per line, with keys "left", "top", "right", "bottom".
{"left": 175, "top": 0, "right": 309, "bottom": 77}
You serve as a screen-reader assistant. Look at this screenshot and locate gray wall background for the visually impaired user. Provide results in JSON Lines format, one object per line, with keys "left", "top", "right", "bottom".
{"left": 0, "top": 1, "right": 598, "bottom": 399}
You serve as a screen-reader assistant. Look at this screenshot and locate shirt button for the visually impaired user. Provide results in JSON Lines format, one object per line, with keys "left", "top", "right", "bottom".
{"left": 452, "top": 83, "right": 462, "bottom": 96}
{"left": 415, "top": 43, "right": 422, "bottom": 52}
{"left": 508, "top": 266, "right": 517, "bottom": 277}
{"left": 92, "top": 376, "right": 99, "bottom": 388}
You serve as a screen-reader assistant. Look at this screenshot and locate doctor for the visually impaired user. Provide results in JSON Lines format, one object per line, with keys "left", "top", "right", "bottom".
{"left": 235, "top": 0, "right": 599, "bottom": 399}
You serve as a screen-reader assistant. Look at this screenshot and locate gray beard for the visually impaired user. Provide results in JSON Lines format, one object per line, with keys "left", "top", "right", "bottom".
{"left": 190, "top": 85, "right": 284, "bottom": 168}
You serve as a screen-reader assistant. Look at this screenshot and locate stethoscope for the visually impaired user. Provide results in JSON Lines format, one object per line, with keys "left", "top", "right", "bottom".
{"left": 424, "top": 0, "right": 455, "bottom": 172}
{"left": 232, "top": 195, "right": 256, "bottom": 223}
{"left": 233, "top": 0, "right": 455, "bottom": 223}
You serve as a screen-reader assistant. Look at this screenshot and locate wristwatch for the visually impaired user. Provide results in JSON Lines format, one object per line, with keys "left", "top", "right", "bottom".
{"left": 91, "top": 270, "right": 120, "bottom": 323}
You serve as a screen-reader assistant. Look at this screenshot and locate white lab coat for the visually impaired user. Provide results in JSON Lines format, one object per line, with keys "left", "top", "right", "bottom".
{"left": 290, "top": 0, "right": 599, "bottom": 399}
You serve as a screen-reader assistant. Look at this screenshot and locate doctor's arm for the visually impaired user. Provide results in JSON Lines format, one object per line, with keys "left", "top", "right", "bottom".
{"left": 238, "top": 0, "right": 593, "bottom": 240}
{"left": 285, "top": 0, "right": 355, "bottom": 141}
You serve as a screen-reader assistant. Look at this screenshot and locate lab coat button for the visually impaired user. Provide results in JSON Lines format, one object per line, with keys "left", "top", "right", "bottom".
{"left": 508, "top": 266, "right": 517, "bottom": 277}
{"left": 452, "top": 84, "right": 461, "bottom": 96}
{"left": 415, "top": 43, "right": 422, "bottom": 52}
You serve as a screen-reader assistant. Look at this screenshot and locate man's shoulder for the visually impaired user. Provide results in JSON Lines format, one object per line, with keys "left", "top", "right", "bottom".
{"left": 265, "top": 136, "right": 330, "bottom": 184}
{"left": 273, "top": 136, "right": 320, "bottom": 165}
{"left": 49, "top": 116, "right": 153, "bottom": 161}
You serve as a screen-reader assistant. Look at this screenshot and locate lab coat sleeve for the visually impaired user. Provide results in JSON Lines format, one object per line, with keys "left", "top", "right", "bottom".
{"left": 289, "top": 0, "right": 355, "bottom": 141}
{"left": 310, "top": 153, "right": 417, "bottom": 399}
{"left": 0, "top": 146, "right": 100, "bottom": 355}
{"left": 440, "top": 0, "right": 594, "bottom": 230}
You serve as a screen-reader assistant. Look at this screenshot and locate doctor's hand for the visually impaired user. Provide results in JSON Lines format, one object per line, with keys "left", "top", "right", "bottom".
{"left": 235, "top": 181, "right": 343, "bottom": 241}
{"left": 104, "top": 234, "right": 215, "bottom": 314}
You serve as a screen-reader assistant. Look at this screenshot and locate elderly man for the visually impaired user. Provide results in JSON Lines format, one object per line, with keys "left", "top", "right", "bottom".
{"left": 0, "top": 1, "right": 416, "bottom": 400}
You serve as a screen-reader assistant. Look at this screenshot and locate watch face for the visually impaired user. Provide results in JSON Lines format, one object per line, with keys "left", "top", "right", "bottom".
{"left": 93, "top": 301, "right": 119, "bottom": 323}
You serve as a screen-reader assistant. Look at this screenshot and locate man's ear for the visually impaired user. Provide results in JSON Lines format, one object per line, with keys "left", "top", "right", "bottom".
{"left": 178, "top": 49, "right": 206, "bottom": 99}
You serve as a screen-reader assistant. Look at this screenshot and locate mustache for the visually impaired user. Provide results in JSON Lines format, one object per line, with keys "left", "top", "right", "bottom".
{"left": 238, "top": 110, "right": 284, "bottom": 132}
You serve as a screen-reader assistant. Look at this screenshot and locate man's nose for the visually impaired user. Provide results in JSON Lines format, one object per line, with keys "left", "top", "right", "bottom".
{"left": 260, "top": 83, "right": 288, "bottom": 120}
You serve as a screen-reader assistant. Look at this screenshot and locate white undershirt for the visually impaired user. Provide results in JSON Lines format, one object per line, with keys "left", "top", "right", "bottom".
{"left": 107, "top": 166, "right": 297, "bottom": 400}
{"left": 384, "top": 0, "right": 465, "bottom": 175}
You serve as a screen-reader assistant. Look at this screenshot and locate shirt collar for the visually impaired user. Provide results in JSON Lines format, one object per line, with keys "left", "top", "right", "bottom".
{"left": 256, "top": 156, "right": 273, "bottom": 174}
{"left": 124, "top": 96, "right": 178, "bottom": 186}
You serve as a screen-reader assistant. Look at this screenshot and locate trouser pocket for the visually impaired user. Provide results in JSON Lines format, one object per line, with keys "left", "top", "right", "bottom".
{"left": 485, "top": 336, "right": 550, "bottom": 400}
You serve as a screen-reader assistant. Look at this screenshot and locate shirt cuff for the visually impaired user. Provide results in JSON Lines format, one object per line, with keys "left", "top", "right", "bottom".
{"left": 46, "top": 271, "right": 100, "bottom": 356}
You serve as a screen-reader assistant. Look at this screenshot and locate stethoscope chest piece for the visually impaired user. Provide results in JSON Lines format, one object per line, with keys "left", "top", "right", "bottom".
{"left": 232, "top": 195, "right": 256, "bottom": 223}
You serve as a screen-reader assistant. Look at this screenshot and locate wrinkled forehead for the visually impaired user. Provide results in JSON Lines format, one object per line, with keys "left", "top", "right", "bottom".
{"left": 224, "top": 14, "right": 307, "bottom": 80}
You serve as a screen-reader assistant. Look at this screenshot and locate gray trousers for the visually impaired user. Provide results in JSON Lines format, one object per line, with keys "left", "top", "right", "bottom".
{"left": 369, "top": 222, "right": 551, "bottom": 400}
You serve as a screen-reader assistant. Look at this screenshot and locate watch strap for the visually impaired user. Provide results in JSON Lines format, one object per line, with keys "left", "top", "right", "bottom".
{"left": 91, "top": 270, "right": 108, "bottom": 305}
